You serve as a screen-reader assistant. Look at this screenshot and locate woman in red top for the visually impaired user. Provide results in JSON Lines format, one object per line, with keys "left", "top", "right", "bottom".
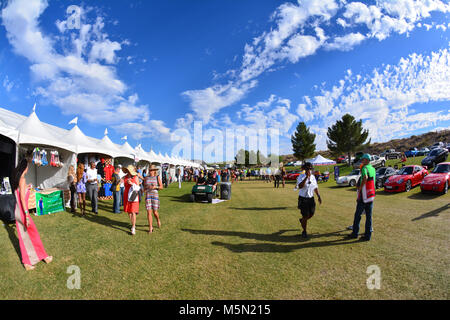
{"left": 123, "top": 165, "right": 140, "bottom": 235}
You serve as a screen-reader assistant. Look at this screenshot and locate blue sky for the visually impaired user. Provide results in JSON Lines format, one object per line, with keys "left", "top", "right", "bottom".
{"left": 0, "top": 0, "right": 449, "bottom": 161}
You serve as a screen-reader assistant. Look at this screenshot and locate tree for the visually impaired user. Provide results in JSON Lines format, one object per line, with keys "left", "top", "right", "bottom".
{"left": 291, "top": 122, "right": 316, "bottom": 162}
{"left": 326, "top": 114, "right": 371, "bottom": 166}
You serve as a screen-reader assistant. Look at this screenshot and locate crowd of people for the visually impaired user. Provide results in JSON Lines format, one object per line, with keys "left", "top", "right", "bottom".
{"left": 8, "top": 155, "right": 377, "bottom": 271}
{"left": 68, "top": 161, "right": 164, "bottom": 236}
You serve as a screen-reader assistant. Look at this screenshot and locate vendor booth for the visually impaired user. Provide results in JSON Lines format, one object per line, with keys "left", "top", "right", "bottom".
{"left": 14, "top": 111, "right": 76, "bottom": 214}
{"left": 0, "top": 106, "right": 201, "bottom": 214}
{"left": 0, "top": 132, "right": 17, "bottom": 223}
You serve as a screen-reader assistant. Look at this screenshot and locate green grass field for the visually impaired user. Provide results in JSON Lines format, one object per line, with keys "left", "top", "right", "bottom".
{"left": 1, "top": 157, "right": 449, "bottom": 300}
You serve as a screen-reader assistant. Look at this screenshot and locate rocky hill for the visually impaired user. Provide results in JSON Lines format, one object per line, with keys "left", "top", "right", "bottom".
{"left": 283, "top": 129, "right": 449, "bottom": 162}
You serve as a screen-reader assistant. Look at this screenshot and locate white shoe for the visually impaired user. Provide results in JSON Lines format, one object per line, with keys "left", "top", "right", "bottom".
{"left": 131, "top": 227, "right": 136, "bottom": 235}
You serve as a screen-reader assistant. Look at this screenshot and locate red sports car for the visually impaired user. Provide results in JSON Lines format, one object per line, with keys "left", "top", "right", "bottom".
{"left": 384, "top": 165, "right": 428, "bottom": 192}
{"left": 286, "top": 171, "right": 302, "bottom": 180}
{"left": 420, "top": 162, "right": 450, "bottom": 194}
{"left": 337, "top": 156, "right": 347, "bottom": 163}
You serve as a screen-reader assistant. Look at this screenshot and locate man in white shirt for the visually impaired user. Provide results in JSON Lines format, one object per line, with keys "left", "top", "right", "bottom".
{"left": 295, "top": 162, "right": 322, "bottom": 238}
{"left": 86, "top": 161, "right": 99, "bottom": 214}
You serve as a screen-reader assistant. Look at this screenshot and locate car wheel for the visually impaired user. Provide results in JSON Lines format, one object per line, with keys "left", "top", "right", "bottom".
{"left": 381, "top": 161, "right": 385, "bottom": 167}
{"left": 349, "top": 180, "right": 356, "bottom": 187}
{"left": 190, "top": 194, "right": 196, "bottom": 202}
{"left": 376, "top": 180, "right": 382, "bottom": 189}
{"left": 443, "top": 181, "right": 448, "bottom": 195}
{"left": 207, "top": 193, "right": 213, "bottom": 203}
{"left": 405, "top": 180, "right": 412, "bottom": 192}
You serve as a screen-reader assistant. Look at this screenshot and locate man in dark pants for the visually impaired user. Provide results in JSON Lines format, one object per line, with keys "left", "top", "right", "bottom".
{"left": 347, "top": 154, "right": 376, "bottom": 241}
{"left": 111, "top": 166, "right": 122, "bottom": 214}
{"left": 86, "top": 161, "right": 98, "bottom": 214}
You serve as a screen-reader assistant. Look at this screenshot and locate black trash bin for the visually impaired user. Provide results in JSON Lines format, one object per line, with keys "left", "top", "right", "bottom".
{"left": 220, "top": 182, "right": 231, "bottom": 200}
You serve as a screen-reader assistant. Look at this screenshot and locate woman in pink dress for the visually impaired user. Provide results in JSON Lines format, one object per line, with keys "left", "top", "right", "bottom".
{"left": 123, "top": 165, "right": 140, "bottom": 235}
{"left": 12, "top": 159, "right": 53, "bottom": 271}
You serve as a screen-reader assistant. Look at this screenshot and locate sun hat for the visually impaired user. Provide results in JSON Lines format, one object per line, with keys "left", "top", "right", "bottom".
{"left": 125, "top": 165, "right": 137, "bottom": 176}
{"left": 148, "top": 164, "right": 159, "bottom": 171}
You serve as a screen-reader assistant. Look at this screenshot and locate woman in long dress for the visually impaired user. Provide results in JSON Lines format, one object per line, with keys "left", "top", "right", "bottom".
{"left": 123, "top": 165, "right": 140, "bottom": 235}
{"left": 11, "top": 159, "right": 53, "bottom": 271}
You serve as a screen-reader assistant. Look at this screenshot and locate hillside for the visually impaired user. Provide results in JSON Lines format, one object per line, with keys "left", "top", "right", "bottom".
{"left": 283, "top": 129, "right": 450, "bottom": 162}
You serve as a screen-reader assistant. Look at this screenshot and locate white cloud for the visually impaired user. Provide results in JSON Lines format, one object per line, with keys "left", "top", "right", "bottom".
{"left": 183, "top": 0, "right": 449, "bottom": 123}
{"left": 1, "top": 0, "right": 166, "bottom": 140}
{"left": 2, "top": 76, "right": 15, "bottom": 92}
{"left": 296, "top": 103, "right": 315, "bottom": 122}
{"left": 324, "top": 32, "right": 366, "bottom": 51}
{"left": 182, "top": 80, "right": 258, "bottom": 124}
{"left": 298, "top": 46, "right": 450, "bottom": 149}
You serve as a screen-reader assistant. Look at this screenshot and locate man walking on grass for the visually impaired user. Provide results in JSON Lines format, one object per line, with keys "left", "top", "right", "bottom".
{"left": 347, "top": 154, "right": 376, "bottom": 241}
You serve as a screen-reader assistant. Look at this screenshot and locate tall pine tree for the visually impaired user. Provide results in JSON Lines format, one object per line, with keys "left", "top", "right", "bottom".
{"left": 291, "top": 122, "right": 316, "bottom": 162}
{"left": 326, "top": 114, "right": 371, "bottom": 166}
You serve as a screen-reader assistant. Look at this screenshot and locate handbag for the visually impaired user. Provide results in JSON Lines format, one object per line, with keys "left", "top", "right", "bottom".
{"left": 358, "top": 176, "right": 376, "bottom": 203}
{"left": 128, "top": 183, "right": 140, "bottom": 203}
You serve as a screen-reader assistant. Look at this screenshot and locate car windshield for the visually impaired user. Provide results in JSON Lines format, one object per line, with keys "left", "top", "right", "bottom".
{"left": 350, "top": 170, "right": 360, "bottom": 176}
{"left": 429, "top": 149, "right": 439, "bottom": 156}
{"left": 432, "top": 164, "right": 450, "bottom": 174}
{"left": 398, "top": 167, "right": 413, "bottom": 175}
{"left": 376, "top": 168, "right": 386, "bottom": 175}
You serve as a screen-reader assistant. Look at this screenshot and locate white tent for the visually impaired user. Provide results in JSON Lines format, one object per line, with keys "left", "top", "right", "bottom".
{"left": 64, "top": 125, "right": 115, "bottom": 157}
{"left": 307, "top": 154, "right": 336, "bottom": 166}
{"left": 96, "top": 135, "right": 132, "bottom": 159}
{"left": 0, "top": 118, "right": 18, "bottom": 143}
{"left": 135, "top": 144, "right": 152, "bottom": 163}
{"left": 120, "top": 141, "right": 136, "bottom": 159}
{"left": 148, "top": 149, "right": 162, "bottom": 163}
{"left": 16, "top": 111, "right": 75, "bottom": 153}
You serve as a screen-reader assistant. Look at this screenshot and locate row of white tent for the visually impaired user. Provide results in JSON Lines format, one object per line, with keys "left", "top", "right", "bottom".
{"left": 0, "top": 107, "right": 201, "bottom": 168}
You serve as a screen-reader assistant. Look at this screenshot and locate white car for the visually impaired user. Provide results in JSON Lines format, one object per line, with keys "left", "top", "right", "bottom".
{"left": 336, "top": 169, "right": 361, "bottom": 187}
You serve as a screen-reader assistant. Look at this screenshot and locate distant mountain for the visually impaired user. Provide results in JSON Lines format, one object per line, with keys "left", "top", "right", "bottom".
{"left": 282, "top": 129, "right": 449, "bottom": 162}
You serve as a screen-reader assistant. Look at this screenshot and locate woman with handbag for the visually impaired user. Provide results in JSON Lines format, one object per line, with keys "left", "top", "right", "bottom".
{"left": 11, "top": 159, "right": 53, "bottom": 270}
{"left": 123, "top": 165, "right": 140, "bottom": 235}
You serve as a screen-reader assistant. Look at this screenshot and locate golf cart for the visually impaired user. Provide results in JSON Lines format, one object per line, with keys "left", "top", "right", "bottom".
{"left": 190, "top": 184, "right": 218, "bottom": 203}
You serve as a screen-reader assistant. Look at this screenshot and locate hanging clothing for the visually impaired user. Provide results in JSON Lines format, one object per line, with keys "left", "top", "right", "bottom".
{"left": 104, "top": 165, "right": 114, "bottom": 181}
{"left": 14, "top": 189, "right": 49, "bottom": 266}
{"left": 40, "top": 149, "right": 48, "bottom": 166}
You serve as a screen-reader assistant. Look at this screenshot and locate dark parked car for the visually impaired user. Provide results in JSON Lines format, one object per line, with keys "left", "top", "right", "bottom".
{"left": 417, "top": 147, "right": 430, "bottom": 156}
{"left": 421, "top": 148, "right": 449, "bottom": 169}
{"left": 375, "top": 167, "right": 397, "bottom": 189}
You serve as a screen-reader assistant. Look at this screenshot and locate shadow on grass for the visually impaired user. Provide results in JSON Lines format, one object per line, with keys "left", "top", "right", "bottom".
{"left": 229, "top": 207, "right": 289, "bottom": 211}
{"left": 407, "top": 192, "right": 443, "bottom": 200}
{"left": 182, "top": 228, "right": 349, "bottom": 245}
{"left": 210, "top": 238, "right": 362, "bottom": 253}
{"left": 412, "top": 204, "right": 449, "bottom": 221}
{"left": 68, "top": 200, "right": 135, "bottom": 234}
{"left": 161, "top": 194, "right": 193, "bottom": 203}
{"left": 4, "top": 223, "right": 21, "bottom": 260}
